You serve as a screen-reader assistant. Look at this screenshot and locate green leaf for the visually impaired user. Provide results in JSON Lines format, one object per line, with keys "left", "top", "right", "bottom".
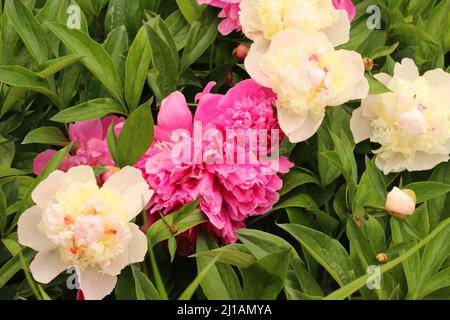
{"left": 272, "top": 193, "right": 317, "bottom": 211}
{"left": 47, "top": 22, "right": 124, "bottom": 104}
{"left": 115, "top": 103, "right": 154, "bottom": 167}
{"left": 404, "top": 182, "right": 450, "bottom": 203}
{"left": 0, "top": 66, "right": 63, "bottom": 108}
{"left": 125, "top": 26, "right": 152, "bottom": 111}
{"left": 51, "top": 98, "right": 126, "bottom": 123}
{"left": 168, "top": 236, "right": 177, "bottom": 263}
{"left": 192, "top": 245, "right": 256, "bottom": 269}
{"left": 241, "top": 250, "right": 291, "bottom": 300}
{"left": 325, "top": 217, "right": 450, "bottom": 300}
{"left": 279, "top": 223, "right": 355, "bottom": 286}
{"left": 5, "top": 0, "right": 48, "bottom": 64}
{"left": 180, "top": 9, "right": 218, "bottom": 72}
{"left": 365, "top": 157, "right": 387, "bottom": 200}
{"left": 22, "top": 126, "right": 69, "bottom": 147}
{"left": 146, "top": 17, "right": 179, "bottom": 101}
{"left": 178, "top": 253, "right": 221, "bottom": 300}
{"left": 195, "top": 232, "right": 243, "bottom": 300}
{"left": 131, "top": 266, "right": 160, "bottom": 300}
{"left": 279, "top": 168, "right": 320, "bottom": 196}
{"left": 37, "top": 54, "right": 84, "bottom": 78}
{"left": 0, "top": 189, "right": 6, "bottom": 234}
{"left": 370, "top": 42, "right": 399, "bottom": 60}
{"left": 0, "top": 248, "right": 35, "bottom": 288}
{"left": 175, "top": 0, "right": 205, "bottom": 25}
{"left": 147, "top": 199, "right": 206, "bottom": 247}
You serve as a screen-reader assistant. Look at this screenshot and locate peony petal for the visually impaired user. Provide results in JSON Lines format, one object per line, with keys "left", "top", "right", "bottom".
{"left": 123, "top": 183, "right": 154, "bottom": 220}
{"left": 30, "top": 249, "right": 70, "bottom": 284}
{"left": 79, "top": 268, "right": 117, "bottom": 300}
{"left": 33, "top": 150, "right": 57, "bottom": 176}
{"left": 101, "top": 250, "right": 128, "bottom": 276}
{"left": 18, "top": 206, "right": 55, "bottom": 252}
{"left": 66, "top": 165, "right": 97, "bottom": 184}
{"left": 324, "top": 10, "right": 351, "bottom": 47}
{"left": 194, "top": 93, "right": 223, "bottom": 124}
{"left": 350, "top": 107, "right": 372, "bottom": 143}
{"left": 351, "top": 76, "right": 370, "bottom": 100}
{"left": 374, "top": 73, "right": 393, "bottom": 86}
{"left": 157, "top": 91, "right": 193, "bottom": 137}
{"left": 69, "top": 119, "right": 103, "bottom": 145}
{"left": 244, "top": 36, "right": 272, "bottom": 88}
{"left": 31, "top": 170, "right": 72, "bottom": 208}
{"left": 103, "top": 167, "right": 152, "bottom": 219}
{"left": 127, "top": 224, "right": 148, "bottom": 265}
{"left": 423, "top": 69, "right": 450, "bottom": 87}
{"left": 393, "top": 58, "right": 420, "bottom": 82}
{"left": 407, "top": 152, "right": 450, "bottom": 172}
{"left": 278, "top": 108, "right": 324, "bottom": 143}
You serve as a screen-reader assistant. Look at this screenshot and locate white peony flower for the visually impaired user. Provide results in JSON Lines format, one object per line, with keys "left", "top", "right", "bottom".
{"left": 18, "top": 166, "right": 153, "bottom": 300}
{"left": 351, "top": 58, "right": 450, "bottom": 174}
{"left": 239, "top": 0, "right": 351, "bottom": 46}
{"left": 245, "top": 28, "right": 368, "bottom": 143}
{"left": 385, "top": 187, "right": 416, "bottom": 219}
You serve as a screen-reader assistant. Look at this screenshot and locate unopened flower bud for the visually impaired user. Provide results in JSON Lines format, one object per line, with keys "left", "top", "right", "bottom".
{"left": 233, "top": 43, "right": 250, "bottom": 62}
{"left": 385, "top": 187, "right": 416, "bottom": 219}
{"left": 364, "top": 58, "right": 374, "bottom": 71}
{"left": 376, "top": 253, "right": 388, "bottom": 264}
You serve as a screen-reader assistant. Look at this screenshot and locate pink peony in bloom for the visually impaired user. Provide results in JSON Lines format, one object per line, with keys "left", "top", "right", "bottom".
{"left": 198, "top": 0, "right": 355, "bottom": 36}
{"left": 33, "top": 116, "right": 124, "bottom": 176}
{"left": 197, "top": 0, "right": 241, "bottom": 35}
{"left": 136, "top": 80, "right": 293, "bottom": 250}
{"left": 332, "top": 0, "right": 356, "bottom": 21}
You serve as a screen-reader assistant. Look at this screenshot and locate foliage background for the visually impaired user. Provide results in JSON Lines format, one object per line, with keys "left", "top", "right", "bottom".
{"left": 0, "top": 0, "right": 449, "bottom": 300}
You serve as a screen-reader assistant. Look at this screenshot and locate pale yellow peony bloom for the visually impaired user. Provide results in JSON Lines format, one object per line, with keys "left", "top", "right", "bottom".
{"left": 246, "top": 28, "right": 368, "bottom": 143}
{"left": 18, "top": 166, "right": 153, "bottom": 300}
{"left": 239, "top": 0, "right": 351, "bottom": 46}
{"left": 351, "top": 58, "right": 450, "bottom": 174}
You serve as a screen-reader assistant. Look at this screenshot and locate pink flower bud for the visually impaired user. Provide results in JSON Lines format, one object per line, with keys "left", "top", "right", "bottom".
{"left": 233, "top": 43, "right": 250, "bottom": 62}
{"left": 385, "top": 187, "right": 416, "bottom": 219}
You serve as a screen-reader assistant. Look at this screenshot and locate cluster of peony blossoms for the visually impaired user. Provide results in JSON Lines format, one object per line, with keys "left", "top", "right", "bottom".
{"left": 135, "top": 80, "right": 293, "bottom": 249}
{"left": 198, "top": 0, "right": 355, "bottom": 36}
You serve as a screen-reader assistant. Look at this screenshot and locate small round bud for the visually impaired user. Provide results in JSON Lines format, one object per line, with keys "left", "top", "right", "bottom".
{"left": 233, "top": 43, "right": 250, "bottom": 62}
{"left": 376, "top": 253, "right": 388, "bottom": 264}
{"left": 385, "top": 187, "right": 417, "bottom": 219}
{"left": 364, "top": 58, "right": 374, "bottom": 71}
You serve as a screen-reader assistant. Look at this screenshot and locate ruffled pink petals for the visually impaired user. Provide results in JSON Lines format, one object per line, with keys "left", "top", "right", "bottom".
{"left": 332, "top": 0, "right": 356, "bottom": 21}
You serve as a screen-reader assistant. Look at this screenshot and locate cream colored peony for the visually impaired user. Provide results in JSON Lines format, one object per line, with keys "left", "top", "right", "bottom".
{"left": 239, "top": 0, "right": 351, "bottom": 46}
{"left": 245, "top": 28, "right": 368, "bottom": 143}
{"left": 18, "top": 166, "right": 153, "bottom": 300}
{"left": 351, "top": 58, "right": 450, "bottom": 174}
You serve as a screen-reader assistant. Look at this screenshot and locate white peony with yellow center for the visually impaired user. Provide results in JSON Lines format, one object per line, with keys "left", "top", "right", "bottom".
{"left": 351, "top": 58, "right": 450, "bottom": 174}
{"left": 18, "top": 166, "right": 153, "bottom": 300}
{"left": 245, "top": 28, "right": 368, "bottom": 143}
{"left": 239, "top": 0, "right": 351, "bottom": 46}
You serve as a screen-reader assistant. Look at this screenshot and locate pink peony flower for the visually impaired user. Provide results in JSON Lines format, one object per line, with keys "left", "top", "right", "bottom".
{"left": 197, "top": 0, "right": 241, "bottom": 35}
{"left": 136, "top": 80, "right": 293, "bottom": 250}
{"left": 33, "top": 116, "right": 124, "bottom": 176}
{"left": 332, "top": 0, "right": 356, "bottom": 21}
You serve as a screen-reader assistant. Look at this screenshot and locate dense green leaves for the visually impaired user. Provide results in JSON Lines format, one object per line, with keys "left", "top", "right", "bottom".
{"left": 47, "top": 22, "right": 124, "bottom": 104}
